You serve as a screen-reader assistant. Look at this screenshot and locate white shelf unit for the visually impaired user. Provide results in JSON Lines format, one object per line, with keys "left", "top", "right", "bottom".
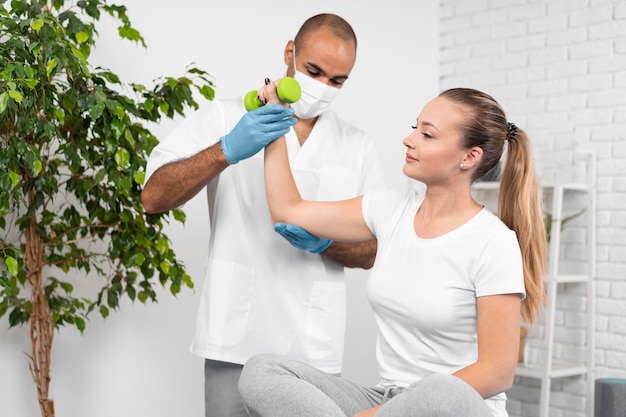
{"left": 472, "top": 152, "right": 596, "bottom": 417}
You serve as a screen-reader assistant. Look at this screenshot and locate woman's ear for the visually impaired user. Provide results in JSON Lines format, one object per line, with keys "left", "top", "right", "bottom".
{"left": 462, "top": 146, "right": 483, "bottom": 169}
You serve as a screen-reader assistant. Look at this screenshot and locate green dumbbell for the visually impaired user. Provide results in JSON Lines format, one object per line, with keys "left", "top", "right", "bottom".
{"left": 244, "top": 77, "right": 302, "bottom": 111}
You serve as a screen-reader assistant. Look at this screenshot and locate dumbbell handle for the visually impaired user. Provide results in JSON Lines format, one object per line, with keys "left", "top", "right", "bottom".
{"left": 244, "top": 77, "right": 301, "bottom": 111}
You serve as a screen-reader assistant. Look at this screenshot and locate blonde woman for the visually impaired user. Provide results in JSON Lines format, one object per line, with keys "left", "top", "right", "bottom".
{"left": 238, "top": 87, "right": 547, "bottom": 417}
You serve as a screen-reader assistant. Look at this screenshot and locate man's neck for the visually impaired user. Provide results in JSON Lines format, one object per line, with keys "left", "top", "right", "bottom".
{"left": 293, "top": 116, "right": 318, "bottom": 146}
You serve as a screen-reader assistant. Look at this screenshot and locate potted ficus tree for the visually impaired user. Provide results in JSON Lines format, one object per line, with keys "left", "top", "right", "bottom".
{"left": 0, "top": 1, "right": 214, "bottom": 416}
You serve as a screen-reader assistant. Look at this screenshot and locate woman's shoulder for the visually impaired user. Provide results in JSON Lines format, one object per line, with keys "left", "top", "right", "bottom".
{"left": 365, "top": 188, "right": 419, "bottom": 206}
{"left": 476, "top": 208, "right": 513, "bottom": 230}
{"left": 363, "top": 189, "right": 421, "bottom": 223}
{"left": 472, "top": 209, "right": 520, "bottom": 248}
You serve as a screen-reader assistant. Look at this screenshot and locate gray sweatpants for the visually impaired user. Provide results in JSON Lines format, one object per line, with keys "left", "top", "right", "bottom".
{"left": 238, "top": 354, "right": 494, "bottom": 417}
{"left": 205, "top": 359, "right": 248, "bottom": 417}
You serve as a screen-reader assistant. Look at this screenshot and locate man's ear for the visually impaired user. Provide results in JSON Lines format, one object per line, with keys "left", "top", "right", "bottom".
{"left": 462, "top": 147, "right": 483, "bottom": 169}
{"left": 284, "top": 40, "right": 295, "bottom": 69}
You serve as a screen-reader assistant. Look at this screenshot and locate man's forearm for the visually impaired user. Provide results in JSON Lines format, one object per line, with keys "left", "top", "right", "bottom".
{"left": 141, "top": 142, "right": 229, "bottom": 213}
{"left": 321, "top": 239, "right": 377, "bottom": 269}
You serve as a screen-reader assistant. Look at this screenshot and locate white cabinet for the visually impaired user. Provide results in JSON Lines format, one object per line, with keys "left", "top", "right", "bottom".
{"left": 472, "top": 152, "right": 596, "bottom": 417}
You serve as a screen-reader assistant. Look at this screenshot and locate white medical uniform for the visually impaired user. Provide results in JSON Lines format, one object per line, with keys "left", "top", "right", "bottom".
{"left": 362, "top": 189, "right": 526, "bottom": 417}
{"left": 145, "top": 98, "right": 385, "bottom": 373}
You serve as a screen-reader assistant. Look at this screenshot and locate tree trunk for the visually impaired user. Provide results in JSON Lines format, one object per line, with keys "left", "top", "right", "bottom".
{"left": 25, "top": 191, "right": 55, "bottom": 417}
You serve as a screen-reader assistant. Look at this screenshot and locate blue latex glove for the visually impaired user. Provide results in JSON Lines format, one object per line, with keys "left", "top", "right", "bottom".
{"left": 220, "top": 104, "right": 296, "bottom": 164}
{"left": 274, "top": 222, "right": 333, "bottom": 254}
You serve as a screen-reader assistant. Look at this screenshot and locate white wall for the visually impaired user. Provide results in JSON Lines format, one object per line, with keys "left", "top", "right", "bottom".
{"left": 440, "top": 1, "right": 626, "bottom": 416}
{"left": 0, "top": 1, "right": 439, "bottom": 416}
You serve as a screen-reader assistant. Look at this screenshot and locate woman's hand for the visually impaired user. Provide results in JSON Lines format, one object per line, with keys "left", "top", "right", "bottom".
{"left": 256, "top": 78, "right": 290, "bottom": 108}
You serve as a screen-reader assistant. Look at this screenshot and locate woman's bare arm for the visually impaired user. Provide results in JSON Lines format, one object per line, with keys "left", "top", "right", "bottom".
{"left": 264, "top": 137, "right": 374, "bottom": 242}
{"left": 453, "top": 293, "right": 521, "bottom": 398}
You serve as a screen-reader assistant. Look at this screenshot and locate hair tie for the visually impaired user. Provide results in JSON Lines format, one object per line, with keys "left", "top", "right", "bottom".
{"left": 506, "top": 122, "right": 518, "bottom": 141}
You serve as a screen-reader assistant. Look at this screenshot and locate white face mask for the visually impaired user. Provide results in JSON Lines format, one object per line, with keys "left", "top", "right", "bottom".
{"left": 290, "top": 46, "right": 341, "bottom": 119}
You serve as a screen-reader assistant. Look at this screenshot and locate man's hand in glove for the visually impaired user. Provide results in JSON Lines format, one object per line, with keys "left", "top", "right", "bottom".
{"left": 274, "top": 222, "right": 333, "bottom": 254}
{"left": 220, "top": 104, "right": 296, "bottom": 164}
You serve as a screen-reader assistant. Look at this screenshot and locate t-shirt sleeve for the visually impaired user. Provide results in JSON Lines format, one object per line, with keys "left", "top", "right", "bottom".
{"left": 361, "top": 189, "right": 407, "bottom": 238}
{"left": 473, "top": 227, "right": 526, "bottom": 299}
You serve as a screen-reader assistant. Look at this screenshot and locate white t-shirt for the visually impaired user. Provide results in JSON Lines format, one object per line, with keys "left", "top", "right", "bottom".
{"left": 145, "top": 98, "right": 385, "bottom": 373}
{"left": 362, "top": 189, "right": 525, "bottom": 416}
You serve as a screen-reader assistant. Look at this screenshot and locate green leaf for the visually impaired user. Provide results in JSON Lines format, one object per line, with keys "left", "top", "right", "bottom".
{"left": 182, "top": 274, "right": 194, "bottom": 289}
{"left": 33, "top": 160, "right": 42, "bottom": 175}
{"left": 118, "top": 25, "right": 144, "bottom": 45}
{"left": 100, "top": 305, "right": 110, "bottom": 319}
{"left": 114, "top": 148, "right": 130, "bottom": 168}
{"left": 0, "top": 174, "right": 11, "bottom": 192}
{"left": 60, "top": 281, "right": 74, "bottom": 294}
{"left": 133, "top": 253, "right": 146, "bottom": 266}
{"left": 111, "top": 119, "right": 125, "bottom": 139}
{"left": 0, "top": 275, "right": 11, "bottom": 296}
{"left": 54, "top": 108, "right": 65, "bottom": 124}
{"left": 75, "top": 317, "right": 86, "bottom": 332}
{"left": 199, "top": 85, "right": 215, "bottom": 100}
{"left": 156, "top": 238, "right": 168, "bottom": 255}
{"left": 107, "top": 288, "right": 119, "bottom": 309}
{"left": 134, "top": 171, "right": 145, "bottom": 185}
{"left": 170, "top": 283, "right": 181, "bottom": 296}
{"left": 89, "top": 101, "right": 105, "bottom": 120}
{"left": 124, "top": 129, "right": 135, "bottom": 148}
{"left": 9, "top": 171, "right": 20, "bottom": 187}
{"left": 46, "top": 59, "right": 58, "bottom": 77}
{"left": 30, "top": 42, "right": 41, "bottom": 57}
{"left": 72, "top": 46, "right": 87, "bottom": 63}
{"left": 5, "top": 257, "right": 18, "bottom": 277}
{"left": 31, "top": 18, "right": 44, "bottom": 32}
{"left": 172, "top": 209, "right": 186, "bottom": 224}
{"left": 9, "top": 308, "right": 29, "bottom": 327}
{"left": 95, "top": 168, "right": 107, "bottom": 183}
{"left": 23, "top": 78, "right": 39, "bottom": 89}
{"left": 8, "top": 89, "right": 22, "bottom": 103}
{"left": 159, "top": 260, "right": 171, "bottom": 275}
{"left": 0, "top": 92, "right": 8, "bottom": 114}
{"left": 126, "top": 285, "right": 136, "bottom": 301}
{"left": 76, "top": 31, "right": 89, "bottom": 43}
{"left": 0, "top": 199, "right": 9, "bottom": 217}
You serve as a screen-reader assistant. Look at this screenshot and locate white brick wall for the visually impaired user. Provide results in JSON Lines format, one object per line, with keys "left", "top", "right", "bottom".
{"left": 441, "top": 1, "right": 626, "bottom": 416}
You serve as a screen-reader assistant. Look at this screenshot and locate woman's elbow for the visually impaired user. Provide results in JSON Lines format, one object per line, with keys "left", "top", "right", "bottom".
{"left": 494, "top": 365, "right": 517, "bottom": 393}
{"left": 267, "top": 207, "right": 284, "bottom": 224}
{"left": 267, "top": 202, "right": 300, "bottom": 225}
{"left": 476, "top": 362, "right": 517, "bottom": 397}
{"left": 500, "top": 373, "right": 515, "bottom": 392}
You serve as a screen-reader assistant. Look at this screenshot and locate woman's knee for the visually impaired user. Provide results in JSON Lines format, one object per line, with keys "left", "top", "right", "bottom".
{"left": 239, "top": 354, "right": 279, "bottom": 398}
{"left": 238, "top": 354, "right": 273, "bottom": 396}
{"left": 395, "top": 374, "right": 489, "bottom": 416}
{"left": 417, "top": 374, "right": 463, "bottom": 393}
